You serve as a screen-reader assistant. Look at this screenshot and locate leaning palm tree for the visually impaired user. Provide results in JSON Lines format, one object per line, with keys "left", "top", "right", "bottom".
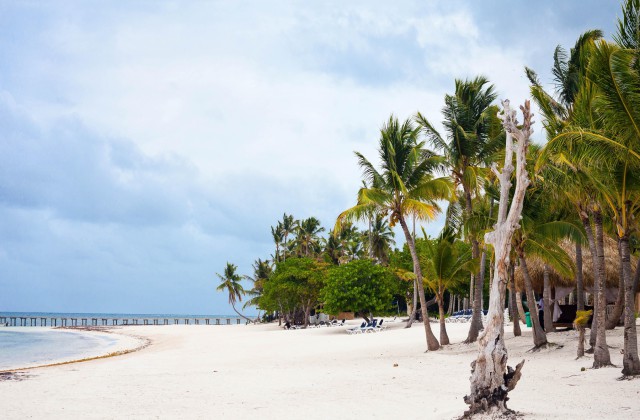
{"left": 416, "top": 76, "right": 504, "bottom": 343}
{"left": 243, "top": 259, "right": 273, "bottom": 321}
{"left": 216, "top": 262, "right": 252, "bottom": 323}
{"left": 336, "top": 115, "right": 452, "bottom": 351}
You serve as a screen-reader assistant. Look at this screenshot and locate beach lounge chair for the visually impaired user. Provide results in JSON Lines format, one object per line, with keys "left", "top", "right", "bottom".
{"left": 346, "top": 321, "right": 367, "bottom": 335}
{"left": 362, "top": 319, "right": 378, "bottom": 333}
{"left": 375, "top": 319, "right": 387, "bottom": 331}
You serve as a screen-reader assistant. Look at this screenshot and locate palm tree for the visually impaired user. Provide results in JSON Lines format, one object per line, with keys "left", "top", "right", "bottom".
{"left": 281, "top": 213, "right": 296, "bottom": 261}
{"left": 368, "top": 213, "right": 395, "bottom": 264}
{"left": 294, "top": 217, "right": 325, "bottom": 257}
{"left": 243, "top": 259, "right": 273, "bottom": 321}
{"left": 513, "top": 183, "right": 582, "bottom": 348}
{"left": 336, "top": 115, "right": 452, "bottom": 351}
{"left": 540, "top": 38, "right": 640, "bottom": 373}
{"left": 416, "top": 76, "right": 504, "bottom": 343}
{"left": 271, "top": 223, "right": 284, "bottom": 263}
{"left": 216, "top": 262, "right": 252, "bottom": 323}
{"left": 421, "top": 227, "right": 477, "bottom": 345}
{"left": 528, "top": 28, "right": 609, "bottom": 359}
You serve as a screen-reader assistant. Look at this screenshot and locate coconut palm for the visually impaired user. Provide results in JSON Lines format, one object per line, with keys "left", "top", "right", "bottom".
{"left": 540, "top": 38, "right": 640, "bottom": 373}
{"left": 421, "top": 227, "right": 477, "bottom": 345}
{"left": 216, "top": 262, "right": 252, "bottom": 323}
{"left": 368, "top": 213, "right": 395, "bottom": 265}
{"left": 271, "top": 223, "right": 284, "bottom": 263}
{"left": 294, "top": 217, "right": 325, "bottom": 257}
{"left": 528, "top": 28, "right": 612, "bottom": 360}
{"left": 280, "top": 213, "right": 297, "bottom": 261}
{"left": 243, "top": 259, "right": 273, "bottom": 321}
{"left": 513, "top": 198, "right": 582, "bottom": 347}
{"left": 416, "top": 76, "right": 504, "bottom": 343}
{"left": 336, "top": 115, "right": 452, "bottom": 351}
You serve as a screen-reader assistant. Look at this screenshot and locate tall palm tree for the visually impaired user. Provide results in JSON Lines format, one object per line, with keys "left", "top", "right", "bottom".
{"left": 281, "top": 213, "right": 296, "bottom": 261}
{"left": 336, "top": 115, "right": 452, "bottom": 351}
{"left": 295, "top": 217, "right": 325, "bottom": 257}
{"left": 528, "top": 28, "right": 608, "bottom": 357}
{"left": 271, "top": 223, "right": 284, "bottom": 263}
{"left": 216, "top": 262, "right": 252, "bottom": 323}
{"left": 416, "top": 76, "right": 503, "bottom": 343}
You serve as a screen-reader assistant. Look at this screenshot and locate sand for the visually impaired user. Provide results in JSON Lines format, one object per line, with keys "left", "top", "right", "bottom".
{"left": 1, "top": 319, "right": 639, "bottom": 419}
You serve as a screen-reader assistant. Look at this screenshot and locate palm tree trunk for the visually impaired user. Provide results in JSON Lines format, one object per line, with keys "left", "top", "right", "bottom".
{"left": 579, "top": 211, "right": 599, "bottom": 349}
{"left": 592, "top": 208, "right": 611, "bottom": 367}
{"left": 509, "top": 263, "right": 521, "bottom": 337}
{"left": 519, "top": 255, "right": 547, "bottom": 347}
{"left": 606, "top": 238, "right": 625, "bottom": 329}
{"left": 448, "top": 293, "right": 455, "bottom": 316}
{"left": 575, "top": 241, "right": 585, "bottom": 311}
{"left": 464, "top": 188, "right": 485, "bottom": 343}
{"left": 577, "top": 327, "right": 585, "bottom": 358}
{"left": 405, "top": 279, "right": 419, "bottom": 328}
{"left": 543, "top": 265, "right": 555, "bottom": 333}
{"left": 516, "top": 291, "right": 526, "bottom": 324}
{"left": 231, "top": 303, "right": 252, "bottom": 323}
{"left": 398, "top": 215, "right": 439, "bottom": 351}
{"left": 619, "top": 234, "right": 640, "bottom": 376}
{"left": 437, "top": 292, "right": 450, "bottom": 345}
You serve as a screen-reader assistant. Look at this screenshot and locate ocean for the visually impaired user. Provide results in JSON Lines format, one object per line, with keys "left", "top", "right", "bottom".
{"left": 0, "top": 328, "right": 120, "bottom": 371}
{"left": 0, "top": 312, "right": 244, "bottom": 370}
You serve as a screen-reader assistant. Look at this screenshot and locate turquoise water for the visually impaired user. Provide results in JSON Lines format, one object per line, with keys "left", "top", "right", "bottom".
{"left": 0, "top": 329, "right": 119, "bottom": 370}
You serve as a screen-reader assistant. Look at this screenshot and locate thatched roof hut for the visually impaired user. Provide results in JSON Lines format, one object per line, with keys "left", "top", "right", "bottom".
{"left": 514, "top": 236, "right": 634, "bottom": 293}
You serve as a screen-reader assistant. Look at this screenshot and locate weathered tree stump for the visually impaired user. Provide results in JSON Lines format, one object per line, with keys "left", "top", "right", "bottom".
{"left": 463, "top": 100, "right": 532, "bottom": 416}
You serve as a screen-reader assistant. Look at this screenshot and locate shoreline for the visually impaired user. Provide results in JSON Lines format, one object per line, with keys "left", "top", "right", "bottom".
{"left": 1, "top": 321, "right": 638, "bottom": 419}
{"left": 0, "top": 327, "right": 149, "bottom": 373}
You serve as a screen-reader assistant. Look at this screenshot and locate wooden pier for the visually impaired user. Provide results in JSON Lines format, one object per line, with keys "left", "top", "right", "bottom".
{"left": 1, "top": 316, "right": 243, "bottom": 327}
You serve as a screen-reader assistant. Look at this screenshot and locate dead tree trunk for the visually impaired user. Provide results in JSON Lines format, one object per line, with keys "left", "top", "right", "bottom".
{"left": 464, "top": 100, "right": 531, "bottom": 416}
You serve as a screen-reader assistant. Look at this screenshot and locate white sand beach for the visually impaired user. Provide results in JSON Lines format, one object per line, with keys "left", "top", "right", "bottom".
{"left": 1, "top": 320, "right": 639, "bottom": 419}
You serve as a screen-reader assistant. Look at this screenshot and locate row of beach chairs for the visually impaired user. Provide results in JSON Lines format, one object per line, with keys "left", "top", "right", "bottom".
{"left": 284, "top": 319, "right": 345, "bottom": 329}
{"left": 446, "top": 309, "right": 488, "bottom": 323}
{"left": 346, "top": 319, "right": 387, "bottom": 334}
{"left": 310, "top": 319, "right": 345, "bottom": 328}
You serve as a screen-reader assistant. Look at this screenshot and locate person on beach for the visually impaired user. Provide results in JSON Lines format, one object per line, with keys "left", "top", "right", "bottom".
{"left": 538, "top": 296, "right": 544, "bottom": 330}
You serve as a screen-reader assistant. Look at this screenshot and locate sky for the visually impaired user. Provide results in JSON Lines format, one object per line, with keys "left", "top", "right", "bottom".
{"left": 0, "top": 1, "right": 621, "bottom": 315}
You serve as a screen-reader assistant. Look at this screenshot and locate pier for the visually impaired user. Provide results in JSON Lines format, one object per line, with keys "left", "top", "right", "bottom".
{"left": 1, "top": 315, "right": 243, "bottom": 327}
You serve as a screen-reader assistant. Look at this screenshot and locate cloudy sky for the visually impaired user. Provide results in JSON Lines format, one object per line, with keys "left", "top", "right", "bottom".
{"left": 0, "top": 1, "right": 620, "bottom": 315}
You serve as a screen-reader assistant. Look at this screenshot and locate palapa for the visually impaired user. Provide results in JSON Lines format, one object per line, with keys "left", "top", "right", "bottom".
{"left": 514, "top": 236, "right": 634, "bottom": 293}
